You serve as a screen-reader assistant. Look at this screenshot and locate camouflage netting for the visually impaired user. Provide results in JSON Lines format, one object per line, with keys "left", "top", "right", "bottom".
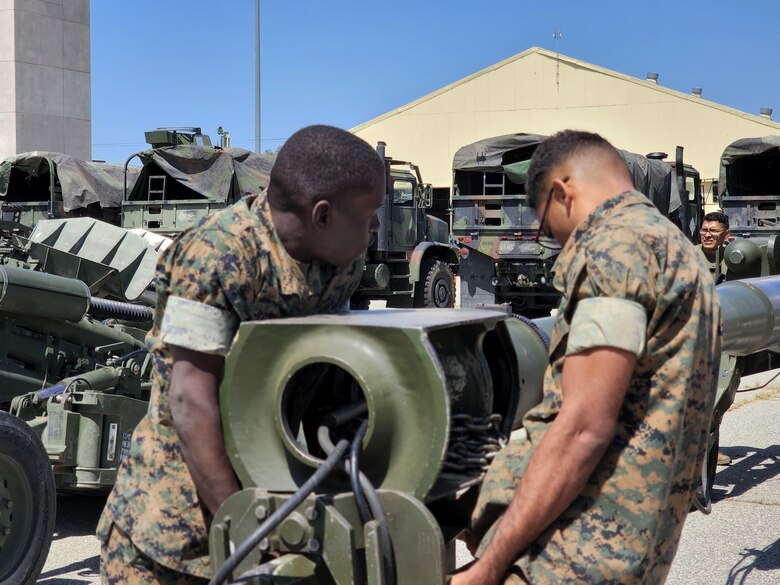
{"left": 0, "top": 152, "right": 140, "bottom": 212}
{"left": 719, "top": 136, "right": 780, "bottom": 197}
{"left": 127, "top": 146, "right": 273, "bottom": 202}
{"left": 453, "top": 133, "right": 682, "bottom": 216}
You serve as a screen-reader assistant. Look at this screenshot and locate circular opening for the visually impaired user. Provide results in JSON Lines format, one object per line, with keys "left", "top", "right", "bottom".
{"left": 280, "top": 362, "right": 369, "bottom": 465}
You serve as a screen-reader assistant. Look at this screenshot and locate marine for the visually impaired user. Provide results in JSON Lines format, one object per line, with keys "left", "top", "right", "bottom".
{"left": 97, "top": 125, "right": 386, "bottom": 584}
{"left": 453, "top": 130, "right": 721, "bottom": 585}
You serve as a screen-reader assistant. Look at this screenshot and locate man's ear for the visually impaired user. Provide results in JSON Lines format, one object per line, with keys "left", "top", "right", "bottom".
{"left": 311, "top": 200, "right": 331, "bottom": 229}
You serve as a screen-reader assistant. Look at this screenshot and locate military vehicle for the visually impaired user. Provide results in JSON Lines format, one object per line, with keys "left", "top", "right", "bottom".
{"left": 717, "top": 135, "right": 780, "bottom": 238}
{"left": 351, "top": 143, "right": 459, "bottom": 309}
{"left": 0, "top": 216, "right": 165, "bottom": 584}
{"left": 122, "top": 128, "right": 273, "bottom": 236}
{"left": 452, "top": 133, "right": 701, "bottom": 315}
{"left": 0, "top": 151, "right": 140, "bottom": 231}
{"left": 197, "top": 273, "right": 780, "bottom": 584}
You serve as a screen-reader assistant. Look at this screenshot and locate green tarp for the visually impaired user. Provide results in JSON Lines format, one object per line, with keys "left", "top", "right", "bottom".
{"left": 0, "top": 152, "right": 140, "bottom": 211}
{"left": 127, "top": 146, "right": 273, "bottom": 202}
{"left": 719, "top": 136, "right": 780, "bottom": 196}
{"left": 453, "top": 133, "right": 681, "bottom": 216}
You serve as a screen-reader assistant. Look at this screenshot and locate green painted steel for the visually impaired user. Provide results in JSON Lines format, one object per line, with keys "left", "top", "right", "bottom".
{"left": 212, "top": 308, "right": 553, "bottom": 583}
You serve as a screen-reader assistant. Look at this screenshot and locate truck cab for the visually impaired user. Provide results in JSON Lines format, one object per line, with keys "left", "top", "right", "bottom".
{"left": 351, "top": 143, "right": 458, "bottom": 308}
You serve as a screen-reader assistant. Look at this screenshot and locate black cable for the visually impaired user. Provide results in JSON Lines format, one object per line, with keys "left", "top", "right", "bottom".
{"left": 105, "top": 347, "right": 148, "bottom": 366}
{"left": 317, "top": 425, "right": 396, "bottom": 585}
{"left": 350, "top": 420, "right": 371, "bottom": 524}
{"left": 208, "top": 434, "right": 350, "bottom": 585}
{"left": 736, "top": 368, "right": 780, "bottom": 392}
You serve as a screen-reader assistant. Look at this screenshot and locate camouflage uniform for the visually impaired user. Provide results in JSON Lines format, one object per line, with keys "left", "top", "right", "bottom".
{"left": 97, "top": 193, "right": 363, "bottom": 581}
{"left": 470, "top": 191, "right": 721, "bottom": 584}
{"left": 694, "top": 243, "right": 727, "bottom": 280}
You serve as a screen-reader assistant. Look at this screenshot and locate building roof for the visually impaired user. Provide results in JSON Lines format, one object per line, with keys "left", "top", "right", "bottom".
{"left": 352, "top": 47, "right": 780, "bottom": 134}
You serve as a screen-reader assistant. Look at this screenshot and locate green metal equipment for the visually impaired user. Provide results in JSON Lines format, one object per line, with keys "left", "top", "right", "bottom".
{"left": 0, "top": 216, "right": 161, "bottom": 584}
{"left": 206, "top": 275, "right": 780, "bottom": 584}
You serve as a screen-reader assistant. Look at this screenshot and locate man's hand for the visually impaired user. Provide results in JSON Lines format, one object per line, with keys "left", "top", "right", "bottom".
{"left": 168, "top": 345, "right": 240, "bottom": 515}
{"left": 454, "top": 346, "right": 636, "bottom": 585}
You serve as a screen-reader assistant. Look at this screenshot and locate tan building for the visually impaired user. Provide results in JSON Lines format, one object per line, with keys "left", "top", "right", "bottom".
{"left": 0, "top": 0, "right": 91, "bottom": 160}
{"left": 352, "top": 46, "right": 780, "bottom": 200}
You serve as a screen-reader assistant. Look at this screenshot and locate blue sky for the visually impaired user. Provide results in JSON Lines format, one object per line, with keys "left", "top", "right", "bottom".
{"left": 91, "top": 0, "right": 780, "bottom": 162}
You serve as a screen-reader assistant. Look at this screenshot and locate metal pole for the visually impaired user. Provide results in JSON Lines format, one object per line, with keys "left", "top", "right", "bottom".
{"left": 255, "top": 0, "right": 261, "bottom": 153}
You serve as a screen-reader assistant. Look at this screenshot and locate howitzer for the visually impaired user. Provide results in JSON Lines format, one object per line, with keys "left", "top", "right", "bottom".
{"left": 0, "top": 217, "right": 162, "bottom": 584}
{"left": 208, "top": 277, "right": 780, "bottom": 585}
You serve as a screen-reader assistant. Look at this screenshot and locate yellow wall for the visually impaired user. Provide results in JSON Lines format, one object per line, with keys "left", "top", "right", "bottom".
{"left": 353, "top": 48, "right": 780, "bottom": 189}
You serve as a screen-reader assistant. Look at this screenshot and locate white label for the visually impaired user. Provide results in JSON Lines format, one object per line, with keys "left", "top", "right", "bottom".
{"left": 106, "top": 423, "right": 118, "bottom": 462}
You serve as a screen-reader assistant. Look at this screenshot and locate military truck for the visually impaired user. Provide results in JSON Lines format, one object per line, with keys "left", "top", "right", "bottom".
{"left": 452, "top": 133, "right": 701, "bottom": 315}
{"left": 0, "top": 151, "right": 140, "bottom": 231}
{"left": 718, "top": 135, "right": 780, "bottom": 238}
{"left": 122, "top": 128, "right": 273, "bottom": 236}
{"left": 351, "top": 142, "right": 459, "bottom": 309}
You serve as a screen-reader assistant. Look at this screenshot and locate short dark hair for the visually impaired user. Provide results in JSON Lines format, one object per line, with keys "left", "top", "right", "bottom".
{"left": 267, "top": 125, "right": 385, "bottom": 212}
{"left": 525, "top": 130, "right": 628, "bottom": 208}
{"left": 703, "top": 211, "right": 729, "bottom": 229}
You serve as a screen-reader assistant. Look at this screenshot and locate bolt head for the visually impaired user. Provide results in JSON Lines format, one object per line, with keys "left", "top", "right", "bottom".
{"left": 304, "top": 506, "right": 318, "bottom": 521}
{"left": 258, "top": 537, "right": 270, "bottom": 551}
{"left": 308, "top": 538, "right": 321, "bottom": 552}
{"left": 254, "top": 505, "right": 267, "bottom": 520}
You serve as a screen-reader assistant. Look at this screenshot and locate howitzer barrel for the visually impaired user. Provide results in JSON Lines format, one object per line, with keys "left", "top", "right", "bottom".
{"left": 718, "top": 276, "right": 780, "bottom": 355}
{"left": 0, "top": 265, "right": 90, "bottom": 321}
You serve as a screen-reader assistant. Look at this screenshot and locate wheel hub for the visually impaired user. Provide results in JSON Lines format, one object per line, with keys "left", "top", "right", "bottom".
{"left": 0, "top": 455, "right": 34, "bottom": 577}
{"left": 434, "top": 280, "right": 451, "bottom": 307}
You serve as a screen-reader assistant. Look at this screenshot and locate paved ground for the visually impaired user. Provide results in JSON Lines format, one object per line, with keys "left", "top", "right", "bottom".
{"left": 38, "top": 372, "right": 779, "bottom": 584}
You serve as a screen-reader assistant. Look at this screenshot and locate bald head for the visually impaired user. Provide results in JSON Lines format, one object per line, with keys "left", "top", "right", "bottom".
{"left": 526, "top": 130, "right": 632, "bottom": 209}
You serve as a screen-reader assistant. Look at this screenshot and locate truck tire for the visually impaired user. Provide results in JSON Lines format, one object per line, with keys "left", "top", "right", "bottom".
{"left": 0, "top": 411, "right": 56, "bottom": 585}
{"left": 415, "top": 260, "right": 455, "bottom": 308}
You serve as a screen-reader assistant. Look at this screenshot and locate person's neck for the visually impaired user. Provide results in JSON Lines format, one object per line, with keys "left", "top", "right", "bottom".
{"left": 269, "top": 206, "right": 313, "bottom": 263}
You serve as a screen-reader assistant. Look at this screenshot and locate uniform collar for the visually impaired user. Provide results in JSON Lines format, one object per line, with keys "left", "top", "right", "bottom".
{"left": 560, "top": 190, "right": 651, "bottom": 258}
{"left": 249, "top": 193, "right": 338, "bottom": 297}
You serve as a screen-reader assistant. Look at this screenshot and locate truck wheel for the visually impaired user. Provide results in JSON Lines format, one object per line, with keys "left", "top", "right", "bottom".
{"left": 415, "top": 260, "right": 455, "bottom": 308}
{"left": 0, "top": 412, "right": 55, "bottom": 585}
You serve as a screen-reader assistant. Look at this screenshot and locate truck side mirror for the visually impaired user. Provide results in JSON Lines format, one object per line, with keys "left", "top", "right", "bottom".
{"left": 423, "top": 185, "right": 433, "bottom": 208}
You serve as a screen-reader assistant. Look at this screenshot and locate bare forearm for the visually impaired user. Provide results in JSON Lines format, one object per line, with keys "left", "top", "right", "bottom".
{"left": 168, "top": 346, "right": 240, "bottom": 515}
{"left": 173, "top": 397, "right": 240, "bottom": 514}
{"left": 476, "top": 416, "right": 612, "bottom": 580}
{"left": 454, "top": 348, "right": 634, "bottom": 585}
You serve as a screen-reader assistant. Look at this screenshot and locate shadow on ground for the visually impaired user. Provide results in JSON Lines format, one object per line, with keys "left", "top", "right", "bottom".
{"left": 37, "top": 557, "right": 100, "bottom": 584}
{"left": 712, "top": 444, "right": 780, "bottom": 502}
{"left": 52, "top": 493, "right": 107, "bottom": 539}
{"left": 727, "top": 538, "right": 780, "bottom": 585}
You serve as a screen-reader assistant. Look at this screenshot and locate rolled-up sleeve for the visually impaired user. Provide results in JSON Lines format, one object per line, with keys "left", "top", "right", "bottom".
{"left": 160, "top": 295, "right": 238, "bottom": 356}
{"left": 566, "top": 297, "right": 647, "bottom": 357}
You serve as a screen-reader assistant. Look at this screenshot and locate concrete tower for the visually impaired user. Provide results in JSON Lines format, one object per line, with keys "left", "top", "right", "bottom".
{"left": 0, "top": 0, "right": 91, "bottom": 159}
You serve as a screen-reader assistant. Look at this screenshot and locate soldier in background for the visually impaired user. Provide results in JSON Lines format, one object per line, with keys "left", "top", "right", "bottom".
{"left": 696, "top": 210, "right": 732, "bottom": 466}
{"left": 696, "top": 211, "right": 731, "bottom": 283}
{"left": 97, "top": 125, "right": 385, "bottom": 584}
{"left": 453, "top": 130, "right": 721, "bottom": 585}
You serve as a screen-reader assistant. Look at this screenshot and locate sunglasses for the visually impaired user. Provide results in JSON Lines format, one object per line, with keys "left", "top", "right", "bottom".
{"left": 534, "top": 180, "right": 566, "bottom": 251}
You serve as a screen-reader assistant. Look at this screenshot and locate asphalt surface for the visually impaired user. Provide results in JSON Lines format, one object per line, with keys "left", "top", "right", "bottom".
{"left": 39, "top": 372, "right": 779, "bottom": 584}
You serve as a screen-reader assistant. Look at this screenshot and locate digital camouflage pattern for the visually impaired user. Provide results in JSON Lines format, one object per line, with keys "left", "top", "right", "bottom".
{"left": 470, "top": 191, "right": 721, "bottom": 584}
{"left": 97, "top": 192, "right": 364, "bottom": 578}
{"left": 101, "top": 524, "right": 208, "bottom": 585}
